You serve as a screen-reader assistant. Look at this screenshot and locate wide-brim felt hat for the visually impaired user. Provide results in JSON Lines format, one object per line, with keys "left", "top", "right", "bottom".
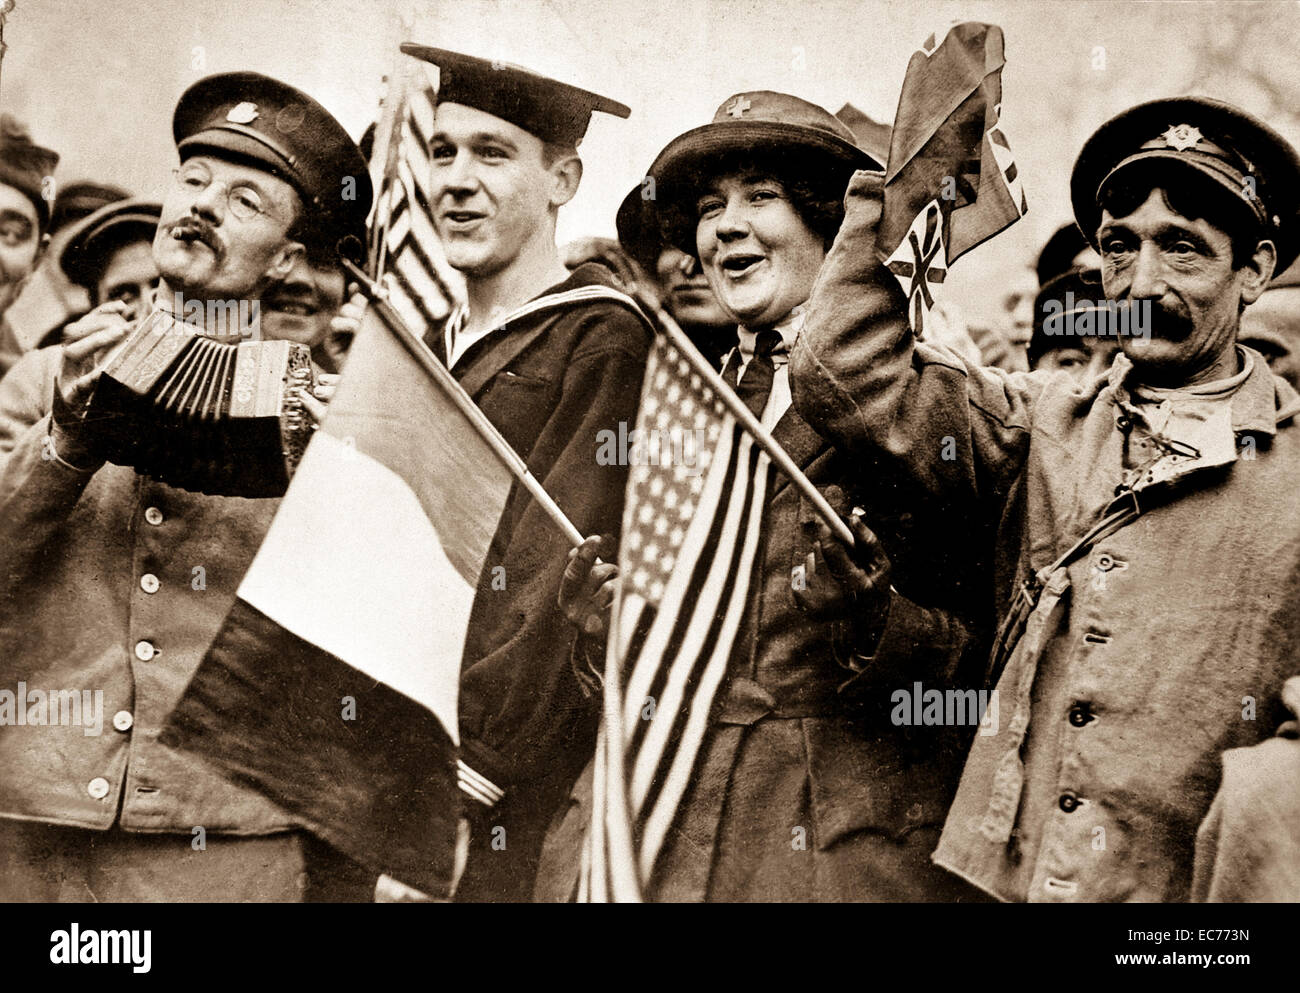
{"left": 647, "top": 91, "right": 881, "bottom": 253}
{"left": 1071, "top": 96, "right": 1300, "bottom": 272}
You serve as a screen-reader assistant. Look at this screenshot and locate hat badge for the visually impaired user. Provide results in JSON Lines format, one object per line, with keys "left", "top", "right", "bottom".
{"left": 725, "top": 95, "right": 752, "bottom": 118}
{"left": 226, "top": 102, "right": 260, "bottom": 125}
{"left": 1161, "top": 124, "right": 1203, "bottom": 152}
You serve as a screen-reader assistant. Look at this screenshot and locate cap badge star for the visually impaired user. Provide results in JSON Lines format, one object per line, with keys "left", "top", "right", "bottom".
{"left": 1162, "top": 124, "right": 1203, "bottom": 152}
{"left": 226, "top": 102, "right": 260, "bottom": 125}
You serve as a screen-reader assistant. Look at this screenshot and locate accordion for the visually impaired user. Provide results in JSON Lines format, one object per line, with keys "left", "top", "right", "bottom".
{"left": 86, "top": 310, "right": 315, "bottom": 498}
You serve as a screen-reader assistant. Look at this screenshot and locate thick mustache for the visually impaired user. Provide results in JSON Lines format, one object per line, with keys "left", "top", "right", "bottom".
{"left": 1117, "top": 300, "right": 1192, "bottom": 336}
{"left": 168, "top": 217, "right": 222, "bottom": 255}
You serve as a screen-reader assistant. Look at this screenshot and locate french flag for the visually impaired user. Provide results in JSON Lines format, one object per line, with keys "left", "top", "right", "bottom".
{"left": 161, "top": 295, "right": 515, "bottom": 897}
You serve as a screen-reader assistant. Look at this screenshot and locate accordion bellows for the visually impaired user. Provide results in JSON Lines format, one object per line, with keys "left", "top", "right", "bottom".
{"left": 87, "top": 311, "right": 315, "bottom": 497}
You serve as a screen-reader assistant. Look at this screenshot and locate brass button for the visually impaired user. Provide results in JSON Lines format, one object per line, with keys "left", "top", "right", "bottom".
{"left": 144, "top": 506, "right": 164, "bottom": 526}
{"left": 1058, "top": 792, "right": 1080, "bottom": 813}
{"left": 1068, "top": 704, "right": 1093, "bottom": 727}
{"left": 1095, "top": 553, "right": 1115, "bottom": 571}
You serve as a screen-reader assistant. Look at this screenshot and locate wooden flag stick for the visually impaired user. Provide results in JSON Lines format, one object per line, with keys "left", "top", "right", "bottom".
{"left": 625, "top": 280, "right": 856, "bottom": 549}
{"left": 365, "top": 10, "right": 413, "bottom": 278}
{"left": 343, "top": 260, "right": 584, "bottom": 548}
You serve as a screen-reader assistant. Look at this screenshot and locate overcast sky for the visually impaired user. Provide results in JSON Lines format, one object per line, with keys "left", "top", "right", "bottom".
{"left": 6, "top": 0, "right": 1298, "bottom": 320}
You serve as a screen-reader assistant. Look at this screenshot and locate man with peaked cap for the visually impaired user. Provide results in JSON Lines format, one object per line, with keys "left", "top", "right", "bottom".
{"left": 792, "top": 95, "right": 1300, "bottom": 901}
{"left": 1028, "top": 267, "right": 1119, "bottom": 384}
{"left": 1036, "top": 221, "right": 1102, "bottom": 288}
{"left": 0, "top": 72, "right": 376, "bottom": 901}
{"left": 0, "top": 114, "right": 59, "bottom": 378}
{"left": 57, "top": 198, "right": 161, "bottom": 314}
{"left": 0, "top": 198, "right": 164, "bottom": 377}
{"left": 394, "top": 44, "right": 652, "bottom": 902}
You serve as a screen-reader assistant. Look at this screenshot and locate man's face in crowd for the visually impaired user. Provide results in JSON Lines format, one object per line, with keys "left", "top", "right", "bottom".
{"left": 430, "top": 103, "right": 564, "bottom": 278}
{"left": 654, "top": 246, "right": 732, "bottom": 329}
{"left": 1240, "top": 284, "right": 1300, "bottom": 390}
{"left": 999, "top": 267, "right": 1038, "bottom": 362}
{"left": 695, "top": 172, "right": 825, "bottom": 328}
{"left": 0, "top": 181, "right": 44, "bottom": 310}
{"left": 1033, "top": 336, "right": 1119, "bottom": 384}
{"left": 1099, "top": 186, "right": 1270, "bottom": 384}
{"left": 153, "top": 154, "right": 302, "bottom": 301}
{"left": 261, "top": 253, "right": 346, "bottom": 349}
{"left": 95, "top": 239, "right": 158, "bottom": 315}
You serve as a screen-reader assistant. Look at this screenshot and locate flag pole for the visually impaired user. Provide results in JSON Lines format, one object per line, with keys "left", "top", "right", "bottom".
{"left": 365, "top": 10, "right": 413, "bottom": 278}
{"left": 342, "top": 260, "right": 584, "bottom": 548}
{"left": 624, "top": 280, "right": 856, "bottom": 549}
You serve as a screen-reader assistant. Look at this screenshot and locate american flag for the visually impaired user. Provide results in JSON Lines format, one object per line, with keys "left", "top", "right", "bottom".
{"left": 581, "top": 335, "right": 773, "bottom": 901}
{"left": 369, "top": 75, "right": 461, "bottom": 336}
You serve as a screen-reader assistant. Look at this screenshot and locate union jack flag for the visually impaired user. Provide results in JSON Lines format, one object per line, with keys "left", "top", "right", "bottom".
{"left": 880, "top": 22, "right": 1027, "bottom": 336}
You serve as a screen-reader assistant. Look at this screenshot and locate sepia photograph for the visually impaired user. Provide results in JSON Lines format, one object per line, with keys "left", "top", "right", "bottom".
{"left": 0, "top": 0, "right": 1294, "bottom": 976}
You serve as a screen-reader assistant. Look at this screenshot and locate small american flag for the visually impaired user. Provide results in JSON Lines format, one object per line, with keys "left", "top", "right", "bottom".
{"left": 581, "top": 335, "right": 773, "bottom": 901}
{"left": 369, "top": 75, "right": 461, "bottom": 337}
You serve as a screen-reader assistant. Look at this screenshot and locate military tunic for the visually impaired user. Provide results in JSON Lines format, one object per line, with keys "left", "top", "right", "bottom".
{"left": 0, "top": 344, "right": 371, "bottom": 901}
{"left": 791, "top": 168, "right": 1300, "bottom": 901}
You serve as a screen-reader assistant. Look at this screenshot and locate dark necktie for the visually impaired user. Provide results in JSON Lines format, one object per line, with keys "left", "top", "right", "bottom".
{"left": 734, "top": 329, "right": 783, "bottom": 418}
{"left": 423, "top": 320, "right": 449, "bottom": 366}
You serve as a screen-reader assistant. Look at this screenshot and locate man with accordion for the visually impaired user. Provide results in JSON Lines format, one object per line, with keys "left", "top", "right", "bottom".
{"left": 0, "top": 71, "right": 375, "bottom": 901}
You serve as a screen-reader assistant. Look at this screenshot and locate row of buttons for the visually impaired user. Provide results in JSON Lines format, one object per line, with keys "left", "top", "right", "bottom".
{"left": 1059, "top": 699, "right": 1097, "bottom": 813}
{"left": 85, "top": 712, "right": 135, "bottom": 799}
{"left": 88, "top": 506, "right": 165, "bottom": 803}
{"left": 138, "top": 507, "right": 164, "bottom": 663}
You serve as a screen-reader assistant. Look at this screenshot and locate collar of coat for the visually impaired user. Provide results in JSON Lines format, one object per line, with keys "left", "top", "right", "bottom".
{"left": 1104, "top": 343, "right": 1300, "bottom": 438}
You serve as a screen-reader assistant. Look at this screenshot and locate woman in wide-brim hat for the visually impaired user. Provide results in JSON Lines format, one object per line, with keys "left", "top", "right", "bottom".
{"left": 649, "top": 90, "right": 878, "bottom": 340}
{"left": 538, "top": 93, "right": 988, "bottom": 904}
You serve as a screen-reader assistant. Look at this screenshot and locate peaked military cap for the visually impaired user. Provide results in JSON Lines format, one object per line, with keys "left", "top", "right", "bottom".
{"left": 173, "top": 72, "right": 372, "bottom": 256}
{"left": 1072, "top": 96, "right": 1300, "bottom": 272}
{"left": 59, "top": 198, "right": 161, "bottom": 290}
{"left": 0, "top": 114, "right": 59, "bottom": 231}
{"left": 50, "top": 181, "right": 130, "bottom": 236}
{"left": 400, "top": 44, "right": 630, "bottom": 146}
{"left": 1030, "top": 267, "right": 1108, "bottom": 365}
